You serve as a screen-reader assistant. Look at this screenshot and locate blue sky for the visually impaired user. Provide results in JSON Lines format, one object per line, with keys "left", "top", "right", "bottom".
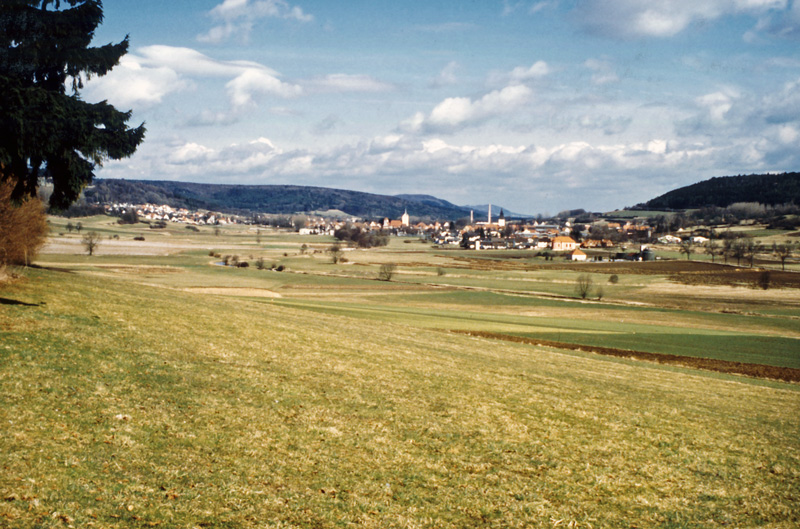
{"left": 85, "top": 0, "right": 800, "bottom": 214}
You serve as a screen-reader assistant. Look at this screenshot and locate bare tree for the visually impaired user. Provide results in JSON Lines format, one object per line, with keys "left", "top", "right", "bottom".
{"left": 705, "top": 239, "right": 720, "bottom": 263}
{"left": 575, "top": 274, "right": 593, "bottom": 299}
{"left": 378, "top": 263, "right": 397, "bottom": 281}
{"left": 722, "top": 238, "right": 733, "bottom": 264}
{"left": 679, "top": 239, "right": 695, "bottom": 260}
{"left": 329, "top": 242, "right": 343, "bottom": 264}
{"left": 743, "top": 240, "right": 762, "bottom": 268}
{"left": 81, "top": 231, "right": 101, "bottom": 256}
{"left": 773, "top": 243, "right": 794, "bottom": 271}
{"left": 731, "top": 238, "right": 746, "bottom": 266}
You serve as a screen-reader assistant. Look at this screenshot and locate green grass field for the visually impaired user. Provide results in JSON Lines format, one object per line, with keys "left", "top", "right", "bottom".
{"left": 2, "top": 218, "right": 799, "bottom": 528}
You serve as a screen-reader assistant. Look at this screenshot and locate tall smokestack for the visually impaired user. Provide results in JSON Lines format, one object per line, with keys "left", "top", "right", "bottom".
{"left": 488, "top": 204, "right": 492, "bottom": 224}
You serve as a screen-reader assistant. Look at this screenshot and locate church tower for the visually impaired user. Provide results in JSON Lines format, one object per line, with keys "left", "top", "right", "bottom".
{"left": 498, "top": 209, "right": 506, "bottom": 228}
{"left": 401, "top": 209, "right": 410, "bottom": 227}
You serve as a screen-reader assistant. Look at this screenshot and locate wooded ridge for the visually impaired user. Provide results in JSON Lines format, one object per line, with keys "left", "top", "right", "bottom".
{"left": 84, "top": 179, "right": 472, "bottom": 220}
{"left": 642, "top": 172, "right": 800, "bottom": 210}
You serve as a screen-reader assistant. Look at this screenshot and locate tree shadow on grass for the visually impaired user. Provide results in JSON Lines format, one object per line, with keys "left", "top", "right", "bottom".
{"left": 0, "top": 297, "right": 41, "bottom": 307}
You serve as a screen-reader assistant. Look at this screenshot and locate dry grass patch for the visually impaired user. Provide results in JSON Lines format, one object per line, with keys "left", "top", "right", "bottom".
{"left": 184, "top": 287, "right": 282, "bottom": 298}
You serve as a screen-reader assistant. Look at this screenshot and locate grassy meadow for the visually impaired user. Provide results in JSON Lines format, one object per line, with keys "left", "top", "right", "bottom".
{"left": 1, "top": 217, "right": 799, "bottom": 528}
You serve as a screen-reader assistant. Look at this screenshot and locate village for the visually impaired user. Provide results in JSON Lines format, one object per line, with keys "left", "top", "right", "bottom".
{"left": 105, "top": 202, "right": 689, "bottom": 260}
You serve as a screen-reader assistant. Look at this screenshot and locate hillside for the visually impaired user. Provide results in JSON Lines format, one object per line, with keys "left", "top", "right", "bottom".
{"left": 643, "top": 172, "right": 800, "bottom": 210}
{"left": 84, "top": 179, "right": 472, "bottom": 220}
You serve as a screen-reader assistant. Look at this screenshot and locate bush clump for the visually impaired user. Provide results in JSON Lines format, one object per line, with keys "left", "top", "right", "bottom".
{"left": 0, "top": 180, "right": 48, "bottom": 266}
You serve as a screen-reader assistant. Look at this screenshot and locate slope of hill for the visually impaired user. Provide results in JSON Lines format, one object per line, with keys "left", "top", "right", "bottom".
{"left": 465, "top": 204, "right": 532, "bottom": 219}
{"left": 643, "top": 172, "right": 800, "bottom": 210}
{"left": 84, "top": 179, "right": 471, "bottom": 220}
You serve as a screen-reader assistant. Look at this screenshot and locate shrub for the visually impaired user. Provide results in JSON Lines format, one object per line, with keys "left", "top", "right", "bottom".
{"left": 575, "top": 274, "right": 593, "bottom": 299}
{"left": 609, "top": 274, "right": 619, "bottom": 284}
{"left": 133, "top": 236, "right": 145, "bottom": 241}
{"left": 378, "top": 263, "right": 397, "bottom": 281}
{"left": 0, "top": 180, "right": 48, "bottom": 266}
{"left": 117, "top": 209, "right": 138, "bottom": 224}
{"left": 82, "top": 231, "right": 101, "bottom": 256}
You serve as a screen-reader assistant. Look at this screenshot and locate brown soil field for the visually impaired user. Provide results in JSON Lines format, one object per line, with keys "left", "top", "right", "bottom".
{"left": 454, "top": 330, "right": 800, "bottom": 383}
{"left": 441, "top": 257, "right": 800, "bottom": 288}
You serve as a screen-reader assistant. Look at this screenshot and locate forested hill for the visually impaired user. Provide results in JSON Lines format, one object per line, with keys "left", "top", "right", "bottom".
{"left": 643, "top": 172, "right": 800, "bottom": 210}
{"left": 84, "top": 179, "right": 471, "bottom": 220}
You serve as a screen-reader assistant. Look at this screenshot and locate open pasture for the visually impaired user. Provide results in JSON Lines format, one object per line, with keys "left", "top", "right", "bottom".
{"left": 2, "top": 218, "right": 799, "bottom": 527}
{"left": 33, "top": 218, "right": 800, "bottom": 371}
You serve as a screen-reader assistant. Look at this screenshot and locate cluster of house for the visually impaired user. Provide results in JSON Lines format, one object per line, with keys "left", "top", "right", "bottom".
{"left": 105, "top": 203, "right": 242, "bottom": 225}
{"left": 103, "top": 202, "right": 668, "bottom": 260}
{"left": 657, "top": 232, "right": 709, "bottom": 245}
{"left": 305, "top": 207, "right": 652, "bottom": 259}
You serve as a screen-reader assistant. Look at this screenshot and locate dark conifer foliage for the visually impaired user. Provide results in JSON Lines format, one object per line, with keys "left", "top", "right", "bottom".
{"left": 0, "top": 0, "right": 145, "bottom": 210}
{"left": 643, "top": 172, "right": 800, "bottom": 210}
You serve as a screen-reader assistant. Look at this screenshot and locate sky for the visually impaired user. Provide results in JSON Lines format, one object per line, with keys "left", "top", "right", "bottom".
{"left": 82, "top": 0, "right": 800, "bottom": 215}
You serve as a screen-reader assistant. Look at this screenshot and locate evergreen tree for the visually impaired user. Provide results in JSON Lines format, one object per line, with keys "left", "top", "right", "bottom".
{"left": 0, "top": 0, "right": 145, "bottom": 210}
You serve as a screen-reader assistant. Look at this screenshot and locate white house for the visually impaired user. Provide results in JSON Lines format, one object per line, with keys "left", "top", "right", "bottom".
{"left": 570, "top": 249, "right": 587, "bottom": 261}
{"left": 657, "top": 235, "right": 681, "bottom": 244}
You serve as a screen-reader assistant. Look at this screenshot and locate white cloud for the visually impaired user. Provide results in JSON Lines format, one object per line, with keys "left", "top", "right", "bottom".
{"left": 509, "top": 61, "right": 551, "bottom": 82}
{"left": 403, "top": 85, "right": 533, "bottom": 133}
{"left": 762, "top": 77, "right": 800, "bottom": 123}
{"left": 584, "top": 58, "right": 619, "bottom": 85}
{"left": 226, "top": 69, "right": 303, "bottom": 107}
{"left": 170, "top": 142, "right": 216, "bottom": 164}
{"left": 575, "top": 0, "right": 788, "bottom": 38}
{"left": 430, "top": 61, "right": 460, "bottom": 88}
{"left": 199, "top": 0, "right": 313, "bottom": 43}
{"left": 305, "top": 74, "right": 394, "bottom": 93}
{"left": 136, "top": 45, "right": 280, "bottom": 78}
{"left": 103, "top": 121, "right": 800, "bottom": 214}
{"left": 85, "top": 45, "right": 302, "bottom": 112}
{"left": 83, "top": 56, "right": 190, "bottom": 108}
{"left": 488, "top": 61, "right": 550, "bottom": 86}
